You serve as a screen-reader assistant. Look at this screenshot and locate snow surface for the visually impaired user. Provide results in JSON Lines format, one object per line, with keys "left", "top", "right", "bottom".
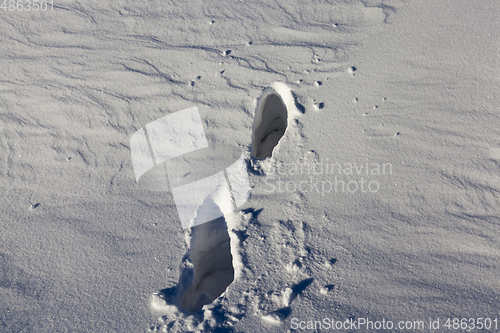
{"left": 1, "top": 0, "right": 499, "bottom": 332}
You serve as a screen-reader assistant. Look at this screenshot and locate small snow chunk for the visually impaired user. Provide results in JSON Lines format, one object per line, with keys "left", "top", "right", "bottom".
{"left": 286, "top": 258, "right": 302, "bottom": 272}
{"left": 320, "top": 285, "right": 336, "bottom": 295}
{"left": 151, "top": 293, "right": 167, "bottom": 309}
{"left": 262, "top": 312, "right": 285, "bottom": 324}
{"left": 313, "top": 102, "right": 325, "bottom": 111}
{"left": 283, "top": 287, "right": 293, "bottom": 306}
{"left": 285, "top": 261, "right": 298, "bottom": 272}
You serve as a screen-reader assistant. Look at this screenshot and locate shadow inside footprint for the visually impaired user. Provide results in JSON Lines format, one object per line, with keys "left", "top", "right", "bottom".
{"left": 251, "top": 89, "right": 288, "bottom": 159}
{"left": 181, "top": 216, "right": 235, "bottom": 313}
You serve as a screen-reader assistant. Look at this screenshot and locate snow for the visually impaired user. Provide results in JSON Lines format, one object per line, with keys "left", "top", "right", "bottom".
{"left": 1, "top": 0, "right": 499, "bottom": 332}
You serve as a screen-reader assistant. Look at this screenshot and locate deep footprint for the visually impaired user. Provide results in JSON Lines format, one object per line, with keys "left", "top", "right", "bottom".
{"left": 251, "top": 88, "right": 288, "bottom": 159}
{"left": 181, "top": 216, "right": 235, "bottom": 313}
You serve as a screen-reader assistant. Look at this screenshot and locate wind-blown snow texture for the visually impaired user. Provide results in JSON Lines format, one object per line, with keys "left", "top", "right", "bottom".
{"left": 1, "top": 0, "right": 499, "bottom": 332}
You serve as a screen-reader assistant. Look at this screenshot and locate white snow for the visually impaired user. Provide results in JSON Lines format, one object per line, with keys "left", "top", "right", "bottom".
{"left": 1, "top": 0, "right": 499, "bottom": 332}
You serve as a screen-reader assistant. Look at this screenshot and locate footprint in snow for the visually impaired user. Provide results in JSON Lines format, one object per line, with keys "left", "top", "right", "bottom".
{"left": 181, "top": 216, "right": 235, "bottom": 313}
{"left": 251, "top": 82, "right": 304, "bottom": 160}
